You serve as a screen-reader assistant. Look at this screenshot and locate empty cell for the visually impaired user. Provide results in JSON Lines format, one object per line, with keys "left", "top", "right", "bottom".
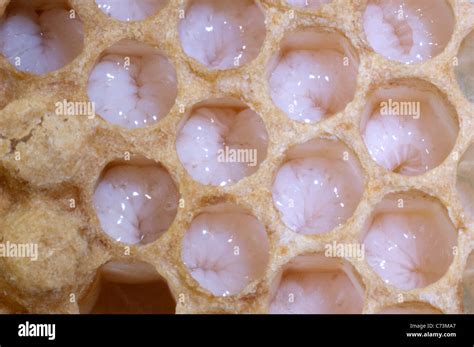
{"left": 285, "top": 0, "right": 332, "bottom": 9}
{"left": 178, "top": 0, "right": 266, "bottom": 70}
{"left": 87, "top": 40, "right": 177, "bottom": 129}
{"left": 181, "top": 204, "right": 269, "bottom": 296}
{"left": 176, "top": 97, "right": 268, "bottom": 187}
{"left": 454, "top": 30, "right": 474, "bottom": 103}
{"left": 361, "top": 79, "right": 458, "bottom": 176}
{"left": 463, "top": 252, "right": 474, "bottom": 313}
{"left": 80, "top": 261, "right": 176, "bottom": 314}
{"left": 0, "top": 0, "right": 84, "bottom": 74}
{"left": 456, "top": 145, "right": 474, "bottom": 219}
{"left": 363, "top": 0, "right": 454, "bottom": 64}
{"left": 95, "top": 0, "right": 167, "bottom": 22}
{"left": 272, "top": 138, "right": 364, "bottom": 234}
{"left": 377, "top": 302, "right": 441, "bottom": 314}
{"left": 269, "top": 255, "right": 364, "bottom": 314}
{"left": 93, "top": 159, "right": 179, "bottom": 245}
{"left": 268, "top": 28, "right": 359, "bottom": 123}
{"left": 363, "top": 191, "right": 457, "bottom": 291}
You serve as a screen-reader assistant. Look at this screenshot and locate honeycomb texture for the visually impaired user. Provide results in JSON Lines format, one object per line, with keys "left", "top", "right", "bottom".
{"left": 0, "top": 0, "right": 473, "bottom": 314}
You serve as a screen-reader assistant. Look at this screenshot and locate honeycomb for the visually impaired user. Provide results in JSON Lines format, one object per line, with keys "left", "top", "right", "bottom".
{"left": 0, "top": 0, "right": 473, "bottom": 314}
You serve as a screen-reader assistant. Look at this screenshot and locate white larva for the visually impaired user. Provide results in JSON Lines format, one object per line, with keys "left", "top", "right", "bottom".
{"left": 95, "top": 0, "right": 167, "bottom": 22}
{"left": 363, "top": 192, "right": 457, "bottom": 291}
{"left": 181, "top": 206, "right": 269, "bottom": 296}
{"left": 361, "top": 83, "right": 458, "bottom": 176}
{"left": 178, "top": 0, "right": 266, "bottom": 70}
{"left": 268, "top": 29, "right": 358, "bottom": 123}
{"left": 269, "top": 255, "right": 364, "bottom": 314}
{"left": 93, "top": 162, "right": 179, "bottom": 245}
{"left": 363, "top": 0, "right": 454, "bottom": 64}
{"left": 0, "top": 3, "right": 83, "bottom": 74}
{"left": 87, "top": 40, "right": 177, "bottom": 129}
{"left": 272, "top": 138, "right": 364, "bottom": 234}
{"left": 176, "top": 99, "right": 268, "bottom": 186}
